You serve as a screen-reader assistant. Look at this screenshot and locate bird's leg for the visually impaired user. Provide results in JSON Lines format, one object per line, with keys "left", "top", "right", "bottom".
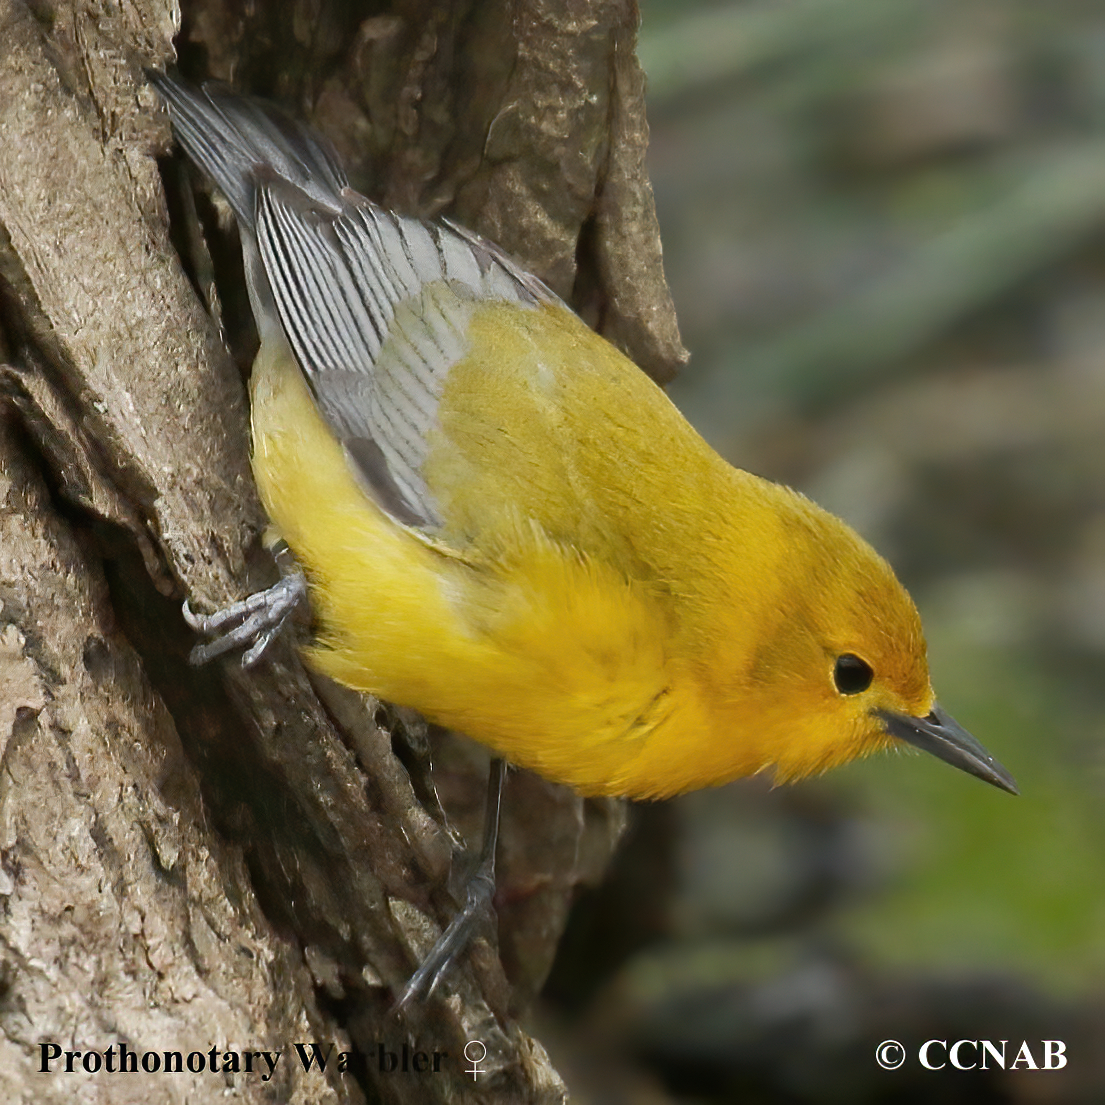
{"left": 183, "top": 540, "right": 308, "bottom": 666}
{"left": 186, "top": 529, "right": 510, "bottom": 1009}
{"left": 391, "top": 757, "right": 508, "bottom": 1015}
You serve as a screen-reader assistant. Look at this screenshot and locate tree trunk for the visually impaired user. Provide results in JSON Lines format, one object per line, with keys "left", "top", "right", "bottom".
{"left": 0, "top": 0, "right": 685, "bottom": 1101}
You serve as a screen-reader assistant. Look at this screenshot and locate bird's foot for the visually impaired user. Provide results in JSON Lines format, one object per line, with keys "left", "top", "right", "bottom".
{"left": 390, "top": 855, "right": 498, "bottom": 1015}
{"left": 183, "top": 561, "right": 308, "bottom": 667}
{"left": 391, "top": 758, "right": 508, "bottom": 1015}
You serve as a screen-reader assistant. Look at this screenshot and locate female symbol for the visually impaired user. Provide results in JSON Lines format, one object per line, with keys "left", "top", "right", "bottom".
{"left": 464, "top": 1040, "right": 487, "bottom": 1080}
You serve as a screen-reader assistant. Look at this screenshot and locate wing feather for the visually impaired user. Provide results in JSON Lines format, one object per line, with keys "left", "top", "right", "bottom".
{"left": 153, "top": 73, "right": 557, "bottom": 530}
{"left": 254, "top": 180, "right": 554, "bottom": 528}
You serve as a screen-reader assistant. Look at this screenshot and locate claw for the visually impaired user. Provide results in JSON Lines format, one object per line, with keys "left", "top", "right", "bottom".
{"left": 390, "top": 759, "right": 508, "bottom": 1015}
{"left": 391, "top": 862, "right": 498, "bottom": 1014}
{"left": 184, "top": 570, "right": 308, "bottom": 667}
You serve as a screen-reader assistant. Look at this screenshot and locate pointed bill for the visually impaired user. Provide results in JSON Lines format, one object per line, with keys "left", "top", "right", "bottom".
{"left": 876, "top": 703, "right": 1019, "bottom": 795}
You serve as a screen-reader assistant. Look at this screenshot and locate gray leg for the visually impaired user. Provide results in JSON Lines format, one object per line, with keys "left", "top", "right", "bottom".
{"left": 391, "top": 757, "right": 508, "bottom": 1014}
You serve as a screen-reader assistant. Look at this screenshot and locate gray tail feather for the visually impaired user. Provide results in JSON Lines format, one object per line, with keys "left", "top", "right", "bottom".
{"left": 147, "top": 71, "right": 349, "bottom": 231}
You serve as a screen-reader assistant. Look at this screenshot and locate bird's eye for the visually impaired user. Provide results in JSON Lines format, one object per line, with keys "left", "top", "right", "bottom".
{"left": 833, "top": 653, "right": 873, "bottom": 695}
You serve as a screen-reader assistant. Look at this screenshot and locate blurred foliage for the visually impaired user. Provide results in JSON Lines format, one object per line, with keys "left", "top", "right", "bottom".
{"left": 541, "top": 0, "right": 1105, "bottom": 1101}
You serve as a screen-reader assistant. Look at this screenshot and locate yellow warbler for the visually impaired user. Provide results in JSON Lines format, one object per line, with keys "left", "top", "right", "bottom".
{"left": 152, "top": 74, "right": 1016, "bottom": 801}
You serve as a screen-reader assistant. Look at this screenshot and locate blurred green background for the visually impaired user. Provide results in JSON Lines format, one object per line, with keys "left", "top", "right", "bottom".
{"left": 539, "top": 1, "right": 1105, "bottom": 1101}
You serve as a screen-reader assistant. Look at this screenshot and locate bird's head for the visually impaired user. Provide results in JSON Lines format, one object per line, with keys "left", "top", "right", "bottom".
{"left": 710, "top": 490, "right": 1017, "bottom": 795}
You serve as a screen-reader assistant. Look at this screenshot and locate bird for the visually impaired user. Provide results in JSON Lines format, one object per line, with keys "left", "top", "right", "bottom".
{"left": 150, "top": 72, "right": 1016, "bottom": 802}
{"left": 150, "top": 69, "right": 1016, "bottom": 1003}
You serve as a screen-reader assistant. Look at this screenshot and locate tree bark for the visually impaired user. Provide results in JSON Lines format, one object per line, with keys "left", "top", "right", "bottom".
{"left": 0, "top": 0, "right": 685, "bottom": 1101}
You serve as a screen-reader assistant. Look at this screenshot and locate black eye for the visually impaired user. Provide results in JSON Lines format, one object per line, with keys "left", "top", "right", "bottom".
{"left": 834, "top": 653, "right": 873, "bottom": 695}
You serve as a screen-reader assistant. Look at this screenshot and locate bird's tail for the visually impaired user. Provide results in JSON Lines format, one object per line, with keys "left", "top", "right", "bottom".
{"left": 148, "top": 71, "right": 349, "bottom": 231}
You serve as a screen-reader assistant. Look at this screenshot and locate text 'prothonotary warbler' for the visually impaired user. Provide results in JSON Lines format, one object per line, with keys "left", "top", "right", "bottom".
{"left": 152, "top": 73, "right": 1018, "bottom": 805}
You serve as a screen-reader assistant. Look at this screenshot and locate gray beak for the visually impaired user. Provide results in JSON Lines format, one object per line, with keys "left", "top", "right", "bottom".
{"left": 876, "top": 703, "right": 1018, "bottom": 795}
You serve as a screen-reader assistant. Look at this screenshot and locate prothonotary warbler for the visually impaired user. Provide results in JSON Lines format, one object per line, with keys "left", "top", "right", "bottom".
{"left": 151, "top": 73, "right": 1018, "bottom": 804}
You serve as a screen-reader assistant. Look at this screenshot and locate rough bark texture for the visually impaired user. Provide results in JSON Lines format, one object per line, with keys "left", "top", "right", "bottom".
{"left": 0, "top": 0, "right": 684, "bottom": 1101}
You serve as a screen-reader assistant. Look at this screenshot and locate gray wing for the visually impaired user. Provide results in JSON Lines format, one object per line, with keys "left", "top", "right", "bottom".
{"left": 152, "top": 72, "right": 555, "bottom": 529}
{"left": 254, "top": 181, "right": 553, "bottom": 528}
{"left": 149, "top": 71, "right": 348, "bottom": 230}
